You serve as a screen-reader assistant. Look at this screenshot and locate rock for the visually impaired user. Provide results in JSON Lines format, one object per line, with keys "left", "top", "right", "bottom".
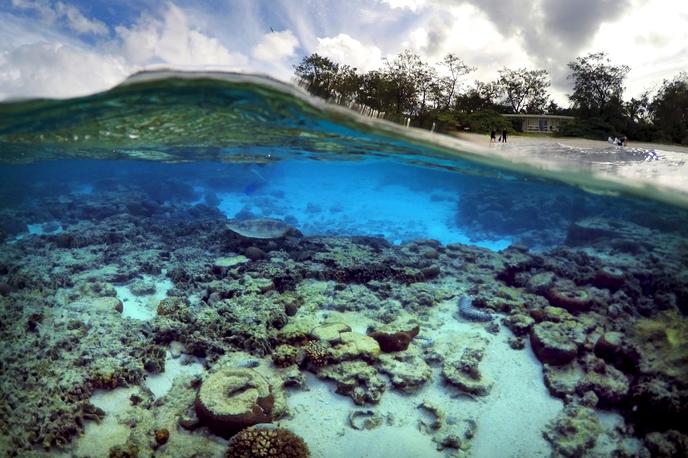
{"left": 272, "top": 344, "right": 301, "bottom": 368}
{"left": 194, "top": 368, "right": 274, "bottom": 437}
{"left": 129, "top": 279, "right": 156, "bottom": 296}
{"left": 332, "top": 332, "right": 381, "bottom": 362}
{"left": 543, "top": 362, "right": 585, "bottom": 399}
{"left": 593, "top": 266, "right": 627, "bottom": 290}
{"left": 526, "top": 271, "right": 556, "bottom": 295}
{"left": 367, "top": 322, "right": 420, "bottom": 352}
{"left": 70, "top": 296, "right": 123, "bottom": 314}
{"left": 422, "top": 248, "right": 439, "bottom": 259}
{"left": 311, "top": 323, "right": 351, "bottom": 344}
{"left": 213, "top": 256, "right": 248, "bottom": 268}
{"left": 317, "top": 361, "right": 386, "bottom": 405}
{"left": 594, "top": 331, "right": 640, "bottom": 373}
{"left": 226, "top": 427, "right": 309, "bottom": 458}
{"left": 546, "top": 280, "right": 592, "bottom": 313}
{"left": 530, "top": 321, "right": 580, "bottom": 365}
{"left": 628, "top": 376, "right": 688, "bottom": 433}
{"left": 644, "top": 430, "right": 688, "bottom": 458}
{"left": 348, "top": 410, "right": 384, "bottom": 430}
{"left": 577, "top": 356, "right": 630, "bottom": 405}
{"left": 502, "top": 313, "right": 534, "bottom": 337}
{"left": 244, "top": 246, "right": 266, "bottom": 261}
{"left": 543, "top": 405, "right": 602, "bottom": 458}
{"left": 442, "top": 335, "right": 493, "bottom": 396}
{"left": 154, "top": 428, "right": 169, "bottom": 446}
{"left": 630, "top": 310, "right": 688, "bottom": 380}
{"left": 378, "top": 351, "right": 432, "bottom": 393}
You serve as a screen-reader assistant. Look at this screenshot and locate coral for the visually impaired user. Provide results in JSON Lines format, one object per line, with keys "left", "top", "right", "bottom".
{"left": 593, "top": 331, "right": 640, "bottom": 373}
{"left": 272, "top": 344, "right": 301, "bottom": 368}
{"left": 378, "top": 351, "right": 432, "bottom": 393}
{"left": 226, "top": 427, "right": 310, "bottom": 458}
{"left": 577, "top": 355, "right": 630, "bottom": 405}
{"left": 543, "top": 405, "right": 602, "bottom": 457}
{"left": 195, "top": 368, "right": 275, "bottom": 437}
{"left": 546, "top": 280, "right": 592, "bottom": 313}
{"left": 302, "top": 340, "right": 331, "bottom": 367}
{"left": 317, "top": 361, "right": 386, "bottom": 405}
{"left": 368, "top": 321, "right": 420, "bottom": 352}
{"left": 442, "top": 335, "right": 493, "bottom": 396}
{"left": 530, "top": 321, "right": 581, "bottom": 365}
{"left": 329, "top": 331, "right": 380, "bottom": 362}
{"left": 502, "top": 312, "right": 534, "bottom": 336}
{"left": 644, "top": 430, "right": 688, "bottom": 458}
{"left": 154, "top": 428, "right": 169, "bottom": 445}
{"left": 348, "top": 410, "right": 384, "bottom": 430}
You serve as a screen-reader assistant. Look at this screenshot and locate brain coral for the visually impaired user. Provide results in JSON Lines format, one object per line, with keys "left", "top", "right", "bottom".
{"left": 195, "top": 368, "right": 274, "bottom": 437}
{"left": 226, "top": 427, "right": 310, "bottom": 458}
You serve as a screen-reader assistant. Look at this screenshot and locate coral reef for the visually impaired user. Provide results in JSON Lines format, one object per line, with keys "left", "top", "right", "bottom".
{"left": 226, "top": 427, "right": 310, "bottom": 458}
{"left": 543, "top": 405, "right": 602, "bottom": 457}
{"left": 0, "top": 181, "right": 687, "bottom": 456}
{"left": 194, "top": 368, "right": 275, "bottom": 437}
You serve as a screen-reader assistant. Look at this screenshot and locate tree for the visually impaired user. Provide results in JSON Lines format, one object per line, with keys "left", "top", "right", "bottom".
{"left": 293, "top": 53, "right": 340, "bottom": 99}
{"left": 382, "top": 49, "right": 424, "bottom": 116}
{"left": 497, "top": 67, "right": 550, "bottom": 113}
{"left": 567, "top": 52, "right": 629, "bottom": 117}
{"left": 437, "top": 54, "right": 475, "bottom": 110}
{"left": 652, "top": 73, "right": 688, "bottom": 144}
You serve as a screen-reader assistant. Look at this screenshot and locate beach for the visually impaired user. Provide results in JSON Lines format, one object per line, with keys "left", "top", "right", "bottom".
{"left": 455, "top": 132, "right": 688, "bottom": 154}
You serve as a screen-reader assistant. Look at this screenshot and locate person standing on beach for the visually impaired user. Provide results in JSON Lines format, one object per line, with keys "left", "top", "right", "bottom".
{"left": 502, "top": 129, "right": 508, "bottom": 143}
{"left": 490, "top": 129, "right": 496, "bottom": 143}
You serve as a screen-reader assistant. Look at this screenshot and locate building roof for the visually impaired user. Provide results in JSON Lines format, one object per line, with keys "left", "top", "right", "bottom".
{"left": 502, "top": 114, "right": 575, "bottom": 120}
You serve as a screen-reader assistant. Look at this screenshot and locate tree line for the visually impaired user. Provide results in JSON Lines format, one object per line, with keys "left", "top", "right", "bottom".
{"left": 294, "top": 50, "right": 688, "bottom": 145}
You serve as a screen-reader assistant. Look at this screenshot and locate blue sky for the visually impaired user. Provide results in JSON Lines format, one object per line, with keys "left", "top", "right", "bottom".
{"left": 1, "top": 0, "right": 686, "bottom": 102}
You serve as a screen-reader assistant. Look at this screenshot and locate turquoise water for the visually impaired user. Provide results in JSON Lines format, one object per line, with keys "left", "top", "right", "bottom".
{"left": 1, "top": 73, "right": 687, "bottom": 457}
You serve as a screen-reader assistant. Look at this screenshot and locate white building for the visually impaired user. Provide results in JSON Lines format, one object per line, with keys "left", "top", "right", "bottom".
{"left": 503, "top": 114, "right": 575, "bottom": 133}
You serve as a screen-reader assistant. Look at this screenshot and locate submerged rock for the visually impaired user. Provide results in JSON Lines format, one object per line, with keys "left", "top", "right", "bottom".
{"left": 226, "top": 427, "right": 310, "bottom": 458}
{"left": 530, "top": 321, "right": 580, "bottom": 366}
{"left": 194, "top": 368, "right": 275, "bottom": 437}
{"left": 367, "top": 321, "right": 420, "bottom": 352}
{"left": 442, "top": 335, "right": 493, "bottom": 396}
{"left": 543, "top": 405, "right": 602, "bottom": 457}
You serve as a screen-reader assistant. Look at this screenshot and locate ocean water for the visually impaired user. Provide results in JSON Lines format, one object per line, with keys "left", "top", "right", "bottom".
{"left": 1, "top": 72, "right": 687, "bottom": 457}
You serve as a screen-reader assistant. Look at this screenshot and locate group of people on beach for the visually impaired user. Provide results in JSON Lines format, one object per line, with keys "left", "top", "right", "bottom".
{"left": 608, "top": 135, "right": 627, "bottom": 146}
{"left": 490, "top": 129, "right": 508, "bottom": 144}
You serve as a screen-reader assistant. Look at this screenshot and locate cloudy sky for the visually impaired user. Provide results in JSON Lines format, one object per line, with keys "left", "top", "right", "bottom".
{"left": 1, "top": 0, "right": 686, "bottom": 103}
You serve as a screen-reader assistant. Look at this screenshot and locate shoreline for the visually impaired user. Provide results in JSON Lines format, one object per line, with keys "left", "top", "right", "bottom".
{"left": 453, "top": 131, "right": 688, "bottom": 154}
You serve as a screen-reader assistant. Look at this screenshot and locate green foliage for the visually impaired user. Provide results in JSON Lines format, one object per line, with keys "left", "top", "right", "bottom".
{"left": 293, "top": 50, "right": 688, "bottom": 145}
{"left": 438, "top": 109, "right": 512, "bottom": 134}
{"left": 652, "top": 73, "right": 688, "bottom": 145}
{"left": 567, "top": 52, "right": 629, "bottom": 117}
{"left": 497, "top": 67, "right": 550, "bottom": 113}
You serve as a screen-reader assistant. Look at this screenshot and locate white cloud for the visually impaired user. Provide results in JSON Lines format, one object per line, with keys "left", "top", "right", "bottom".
{"left": 11, "top": 0, "right": 108, "bottom": 36}
{"left": 252, "top": 30, "right": 299, "bottom": 62}
{"left": 55, "top": 1, "right": 108, "bottom": 36}
{"left": 380, "top": 0, "right": 428, "bottom": 11}
{"left": 315, "top": 33, "right": 382, "bottom": 72}
{"left": 115, "top": 3, "right": 247, "bottom": 68}
{"left": 0, "top": 41, "right": 129, "bottom": 99}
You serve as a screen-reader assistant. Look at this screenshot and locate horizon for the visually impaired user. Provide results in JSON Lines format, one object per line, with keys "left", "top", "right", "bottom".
{"left": 1, "top": 0, "right": 687, "bottom": 104}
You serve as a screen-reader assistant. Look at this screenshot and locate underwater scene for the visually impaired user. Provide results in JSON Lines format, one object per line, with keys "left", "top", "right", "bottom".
{"left": 1, "top": 73, "right": 687, "bottom": 458}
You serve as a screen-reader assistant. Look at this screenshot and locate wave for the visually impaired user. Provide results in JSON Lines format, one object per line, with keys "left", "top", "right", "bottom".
{"left": 0, "top": 70, "right": 686, "bottom": 208}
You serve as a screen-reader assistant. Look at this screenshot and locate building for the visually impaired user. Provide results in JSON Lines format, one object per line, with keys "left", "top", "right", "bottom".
{"left": 503, "top": 114, "right": 575, "bottom": 133}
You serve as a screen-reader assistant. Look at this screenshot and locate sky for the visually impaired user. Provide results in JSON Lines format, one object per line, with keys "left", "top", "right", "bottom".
{"left": 0, "top": 0, "right": 687, "bottom": 104}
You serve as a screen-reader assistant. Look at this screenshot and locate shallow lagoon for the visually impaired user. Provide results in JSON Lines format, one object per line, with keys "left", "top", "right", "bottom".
{"left": 0, "top": 73, "right": 687, "bottom": 457}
